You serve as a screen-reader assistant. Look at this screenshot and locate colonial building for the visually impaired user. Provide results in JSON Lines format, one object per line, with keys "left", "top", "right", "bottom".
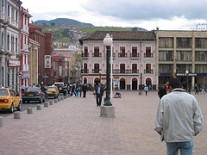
{"left": 0, "top": 0, "right": 22, "bottom": 91}
{"left": 20, "top": 6, "right": 31, "bottom": 86}
{"left": 29, "top": 24, "right": 53, "bottom": 86}
{"left": 52, "top": 48, "right": 76, "bottom": 84}
{"left": 155, "top": 30, "right": 207, "bottom": 90}
{"left": 79, "top": 31, "right": 157, "bottom": 90}
{"left": 28, "top": 38, "right": 39, "bottom": 86}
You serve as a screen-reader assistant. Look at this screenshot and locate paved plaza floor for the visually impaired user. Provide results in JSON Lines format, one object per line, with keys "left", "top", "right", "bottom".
{"left": 0, "top": 91, "right": 206, "bottom": 155}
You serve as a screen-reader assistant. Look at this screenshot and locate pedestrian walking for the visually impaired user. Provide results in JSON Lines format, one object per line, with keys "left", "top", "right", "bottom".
{"left": 79, "top": 85, "right": 82, "bottom": 97}
{"left": 144, "top": 85, "right": 149, "bottom": 96}
{"left": 194, "top": 83, "right": 199, "bottom": 95}
{"left": 95, "top": 83, "right": 104, "bottom": 106}
{"left": 155, "top": 78, "right": 203, "bottom": 155}
{"left": 75, "top": 84, "right": 79, "bottom": 96}
{"left": 82, "top": 83, "right": 87, "bottom": 98}
{"left": 158, "top": 85, "right": 167, "bottom": 99}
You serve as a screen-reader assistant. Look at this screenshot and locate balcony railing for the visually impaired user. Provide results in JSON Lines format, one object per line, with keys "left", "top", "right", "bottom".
{"left": 130, "top": 53, "right": 139, "bottom": 59}
{"left": 118, "top": 53, "right": 127, "bottom": 57}
{"left": 144, "top": 53, "right": 153, "bottom": 58}
{"left": 92, "top": 69, "right": 101, "bottom": 73}
{"left": 81, "top": 69, "right": 89, "bottom": 74}
{"left": 144, "top": 69, "right": 154, "bottom": 74}
{"left": 82, "top": 53, "right": 89, "bottom": 60}
{"left": 113, "top": 69, "right": 139, "bottom": 74}
{"left": 92, "top": 53, "right": 102, "bottom": 57}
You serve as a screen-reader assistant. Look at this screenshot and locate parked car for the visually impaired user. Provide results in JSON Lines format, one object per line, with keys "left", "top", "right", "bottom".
{"left": 22, "top": 87, "right": 46, "bottom": 103}
{"left": 46, "top": 85, "right": 59, "bottom": 99}
{"left": 54, "top": 82, "right": 68, "bottom": 95}
{"left": 0, "top": 87, "right": 22, "bottom": 113}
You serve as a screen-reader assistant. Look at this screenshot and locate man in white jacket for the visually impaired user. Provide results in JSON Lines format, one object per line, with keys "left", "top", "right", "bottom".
{"left": 155, "top": 78, "right": 203, "bottom": 155}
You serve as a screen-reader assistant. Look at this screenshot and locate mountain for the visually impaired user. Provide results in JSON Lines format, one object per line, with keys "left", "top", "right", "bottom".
{"left": 34, "top": 18, "right": 94, "bottom": 27}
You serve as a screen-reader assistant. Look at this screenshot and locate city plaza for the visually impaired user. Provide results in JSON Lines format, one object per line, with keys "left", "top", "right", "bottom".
{"left": 0, "top": 91, "right": 206, "bottom": 155}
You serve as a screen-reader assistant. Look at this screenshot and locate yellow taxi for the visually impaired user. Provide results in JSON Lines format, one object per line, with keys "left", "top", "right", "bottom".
{"left": 0, "top": 87, "right": 22, "bottom": 113}
{"left": 46, "top": 85, "right": 59, "bottom": 99}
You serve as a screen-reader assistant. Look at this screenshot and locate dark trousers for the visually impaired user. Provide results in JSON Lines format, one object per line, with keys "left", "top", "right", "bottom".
{"left": 83, "top": 91, "right": 86, "bottom": 97}
{"left": 96, "top": 94, "right": 102, "bottom": 106}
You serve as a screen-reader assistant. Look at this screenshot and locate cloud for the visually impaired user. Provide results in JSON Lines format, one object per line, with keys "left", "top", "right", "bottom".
{"left": 21, "top": 0, "right": 207, "bottom": 30}
{"left": 82, "top": 0, "right": 207, "bottom": 20}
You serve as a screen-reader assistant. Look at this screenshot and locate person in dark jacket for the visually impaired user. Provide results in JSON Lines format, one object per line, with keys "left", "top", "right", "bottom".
{"left": 158, "top": 85, "right": 167, "bottom": 99}
{"left": 95, "top": 83, "right": 104, "bottom": 106}
{"left": 82, "top": 84, "right": 87, "bottom": 98}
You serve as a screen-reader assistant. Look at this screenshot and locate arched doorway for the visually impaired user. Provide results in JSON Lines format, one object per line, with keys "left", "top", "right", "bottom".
{"left": 94, "top": 78, "right": 100, "bottom": 86}
{"left": 132, "top": 78, "right": 138, "bottom": 90}
{"left": 146, "top": 78, "right": 152, "bottom": 90}
{"left": 84, "top": 78, "right": 87, "bottom": 84}
{"left": 120, "top": 78, "right": 126, "bottom": 90}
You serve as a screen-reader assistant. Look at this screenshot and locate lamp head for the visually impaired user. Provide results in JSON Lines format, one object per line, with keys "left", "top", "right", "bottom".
{"left": 103, "top": 33, "right": 113, "bottom": 46}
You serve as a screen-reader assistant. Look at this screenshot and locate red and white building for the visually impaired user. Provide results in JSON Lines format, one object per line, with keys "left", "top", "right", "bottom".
{"left": 20, "top": 6, "right": 31, "bottom": 86}
{"left": 80, "top": 31, "right": 157, "bottom": 90}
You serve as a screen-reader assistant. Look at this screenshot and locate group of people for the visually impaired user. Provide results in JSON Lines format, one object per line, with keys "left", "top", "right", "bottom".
{"left": 70, "top": 83, "right": 87, "bottom": 98}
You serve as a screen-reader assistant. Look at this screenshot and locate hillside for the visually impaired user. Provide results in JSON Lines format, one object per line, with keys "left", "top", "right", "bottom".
{"left": 33, "top": 18, "right": 147, "bottom": 43}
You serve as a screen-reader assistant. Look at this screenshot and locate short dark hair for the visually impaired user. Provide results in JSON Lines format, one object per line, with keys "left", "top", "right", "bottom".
{"left": 169, "top": 78, "right": 182, "bottom": 89}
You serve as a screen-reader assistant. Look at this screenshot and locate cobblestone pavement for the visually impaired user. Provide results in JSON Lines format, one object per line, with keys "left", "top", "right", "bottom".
{"left": 0, "top": 91, "right": 206, "bottom": 155}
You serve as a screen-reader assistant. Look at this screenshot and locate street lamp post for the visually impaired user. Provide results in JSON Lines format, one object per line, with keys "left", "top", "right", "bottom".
{"left": 100, "top": 33, "right": 115, "bottom": 118}
{"left": 185, "top": 69, "right": 189, "bottom": 92}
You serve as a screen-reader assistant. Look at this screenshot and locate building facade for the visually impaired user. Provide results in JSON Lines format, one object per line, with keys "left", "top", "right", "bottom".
{"left": 29, "top": 24, "right": 53, "bottom": 86}
{"left": 20, "top": 6, "right": 31, "bottom": 86}
{"left": 80, "top": 31, "right": 157, "bottom": 90}
{"left": 0, "top": 0, "right": 22, "bottom": 91}
{"left": 52, "top": 48, "right": 76, "bottom": 84}
{"left": 28, "top": 38, "right": 39, "bottom": 86}
{"left": 155, "top": 30, "right": 207, "bottom": 90}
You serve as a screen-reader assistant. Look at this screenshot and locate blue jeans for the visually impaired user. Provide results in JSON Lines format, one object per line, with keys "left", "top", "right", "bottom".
{"left": 166, "top": 140, "right": 194, "bottom": 155}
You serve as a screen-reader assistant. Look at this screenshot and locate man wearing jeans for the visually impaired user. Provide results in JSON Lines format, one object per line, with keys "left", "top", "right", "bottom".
{"left": 95, "top": 83, "right": 104, "bottom": 106}
{"left": 155, "top": 78, "right": 203, "bottom": 155}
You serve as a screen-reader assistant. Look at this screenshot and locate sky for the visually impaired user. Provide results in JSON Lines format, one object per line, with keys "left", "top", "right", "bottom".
{"left": 21, "top": 0, "right": 207, "bottom": 31}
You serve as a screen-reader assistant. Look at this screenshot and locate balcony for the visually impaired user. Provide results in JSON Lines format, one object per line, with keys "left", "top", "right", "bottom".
{"left": 144, "top": 53, "right": 153, "bottom": 58}
{"left": 81, "top": 69, "right": 89, "bottom": 74}
{"left": 92, "top": 53, "right": 102, "bottom": 57}
{"left": 113, "top": 69, "right": 139, "bottom": 74}
{"left": 118, "top": 53, "right": 127, "bottom": 57}
{"left": 130, "top": 53, "right": 139, "bottom": 60}
{"left": 92, "top": 69, "right": 101, "bottom": 73}
{"left": 144, "top": 69, "right": 154, "bottom": 74}
{"left": 81, "top": 53, "right": 89, "bottom": 60}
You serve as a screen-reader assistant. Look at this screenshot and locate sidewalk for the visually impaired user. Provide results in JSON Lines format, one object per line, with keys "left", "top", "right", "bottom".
{"left": 0, "top": 91, "right": 206, "bottom": 155}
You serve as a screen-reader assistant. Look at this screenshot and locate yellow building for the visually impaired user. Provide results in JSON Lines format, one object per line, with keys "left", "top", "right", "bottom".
{"left": 155, "top": 30, "right": 207, "bottom": 90}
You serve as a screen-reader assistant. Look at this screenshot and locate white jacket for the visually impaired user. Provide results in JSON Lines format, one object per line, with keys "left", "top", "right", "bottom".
{"left": 155, "top": 88, "right": 203, "bottom": 142}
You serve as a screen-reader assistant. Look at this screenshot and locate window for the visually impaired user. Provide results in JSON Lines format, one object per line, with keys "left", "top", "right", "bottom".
{"left": 15, "top": 38, "right": 18, "bottom": 52}
{"left": 11, "top": 36, "right": 14, "bottom": 52}
{"left": 11, "top": 7, "right": 14, "bottom": 19}
{"left": 132, "top": 47, "right": 138, "bottom": 57}
{"left": 7, "top": 34, "right": 9, "bottom": 50}
{"left": 94, "top": 64, "right": 100, "bottom": 73}
{"left": 132, "top": 64, "right": 138, "bottom": 73}
{"left": 83, "top": 47, "right": 88, "bottom": 57}
{"left": 120, "top": 64, "right": 125, "bottom": 73}
{"left": 145, "top": 47, "right": 152, "bottom": 57}
{"left": 195, "top": 38, "right": 207, "bottom": 48}
{"left": 159, "top": 37, "right": 174, "bottom": 48}
{"left": 146, "top": 64, "right": 151, "bottom": 73}
{"left": 7, "top": 5, "right": 10, "bottom": 16}
{"left": 176, "top": 38, "right": 192, "bottom": 48}
{"left": 119, "top": 47, "right": 126, "bottom": 57}
{"left": 94, "top": 46, "right": 100, "bottom": 57}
